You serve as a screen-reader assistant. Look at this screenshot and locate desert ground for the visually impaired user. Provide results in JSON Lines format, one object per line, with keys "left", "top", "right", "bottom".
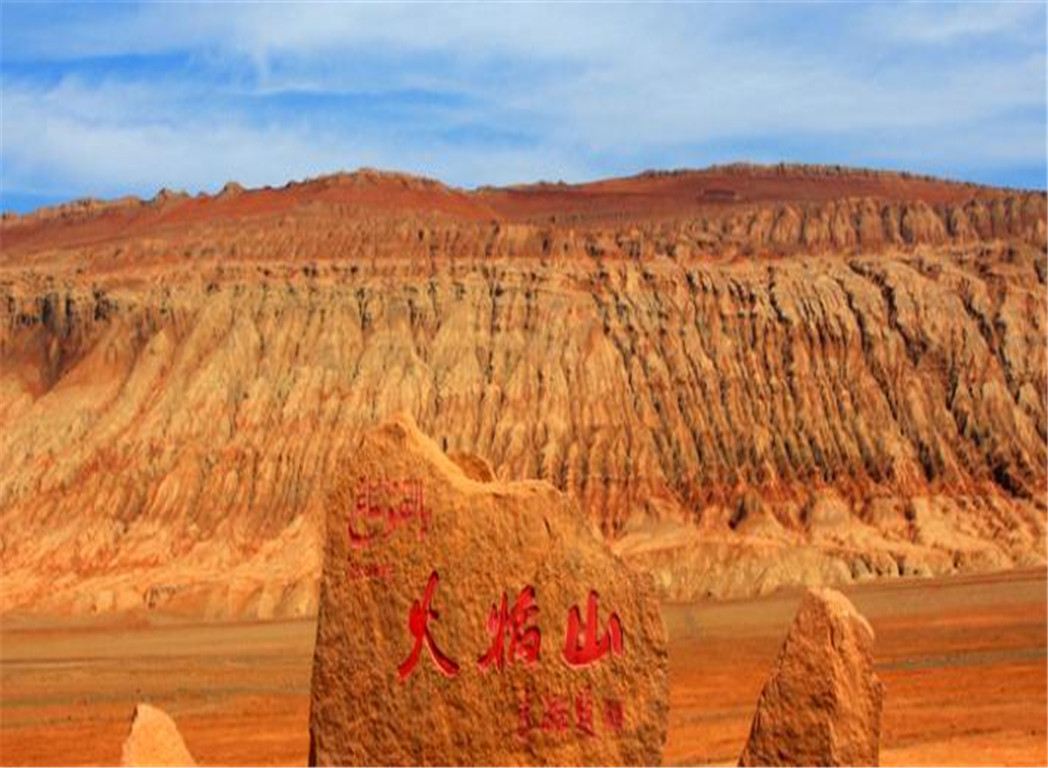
{"left": 2, "top": 568, "right": 1044, "bottom": 767}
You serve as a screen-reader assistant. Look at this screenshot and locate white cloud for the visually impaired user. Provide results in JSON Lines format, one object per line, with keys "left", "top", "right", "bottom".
{"left": 869, "top": 2, "right": 1043, "bottom": 45}
{"left": 1, "top": 2, "right": 1045, "bottom": 207}
{"left": 1, "top": 76, "right": 596, "bottom": 199}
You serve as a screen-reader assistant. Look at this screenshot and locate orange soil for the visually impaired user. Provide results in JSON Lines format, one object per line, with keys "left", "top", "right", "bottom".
{"left": 2, "top": 569, "right": 1044, "bottom": 766}
{"left": 475, "top": 165, "right": 992, "bottom": 223}
{"left": 1, "top": 163, "right": 1017, "bottom": 257}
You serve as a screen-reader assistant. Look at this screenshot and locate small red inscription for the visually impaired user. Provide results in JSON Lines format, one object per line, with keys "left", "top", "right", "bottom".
{"left": 346, "top": 562, "right": 392, "bottom": 582}
{"left": 517, "top": 688, "right": 534, "bottom": 742}
{"left": 398, "top": 571, "right": 460, "bottom": 682}
{"left": 478, "top": 586, "right": 541, "bottom": 672}
{"left": 574, "top": 687, "right": 595, "bottom": 736}
{"left": 348, "top": 477, "right": 430, "bottom": 549}
{"left": 516, "top": 686, "right": 626, "bottom": 741}
{"left": 602, "top": 698, "right": 625, "bottom": 733}
{"left": 540, "top": 694, "right": 570, "bottom": 733}
{"left": 562, "top": 591, "right": 624, "bottom": 668}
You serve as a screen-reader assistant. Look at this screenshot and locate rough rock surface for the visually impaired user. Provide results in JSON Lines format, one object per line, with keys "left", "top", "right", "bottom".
{"left": 739, "top": 588, "right": 884, "bottom": 766}
{"left": 1, "top": 164, "right": 1045, "bottom": 619}
{"left": 308, "top": 416, "right": 668, "bottom": 765}
{"left": 121, "top": 703, "right": 196, "bottom": 767}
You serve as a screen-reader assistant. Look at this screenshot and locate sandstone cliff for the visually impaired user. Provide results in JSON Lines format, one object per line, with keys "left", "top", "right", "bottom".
{"left": 1, "top": 164, "right": 1045, "bottom": 618}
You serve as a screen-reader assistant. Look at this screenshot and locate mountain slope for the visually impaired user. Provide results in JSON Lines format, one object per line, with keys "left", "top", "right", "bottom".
{"left": 2, "top": 164, "right": 1045, "bottom": 618}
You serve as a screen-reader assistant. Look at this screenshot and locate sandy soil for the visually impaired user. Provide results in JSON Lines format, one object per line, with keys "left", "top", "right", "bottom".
{"left": 662, "top": 568, "right": 1047, "bottom": 766}
{"left": 2, "top": 569, "right": 1045, "bottom": 766}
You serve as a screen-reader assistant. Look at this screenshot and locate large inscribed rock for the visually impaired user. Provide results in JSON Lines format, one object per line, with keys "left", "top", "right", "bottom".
{"left": 309, "top": 416, "right": 668, "bottom": 765}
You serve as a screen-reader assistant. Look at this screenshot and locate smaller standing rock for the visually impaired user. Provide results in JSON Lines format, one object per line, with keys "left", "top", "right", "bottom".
{"left": 739, "top": 588, "right": 884, "bottom": 766}
{"left": 121, "top": 703, "right": 196, "bottom": 767}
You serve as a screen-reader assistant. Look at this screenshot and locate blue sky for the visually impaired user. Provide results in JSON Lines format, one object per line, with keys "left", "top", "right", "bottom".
{"left": 2, "top": 1, "right": 1046, "bottom": 213}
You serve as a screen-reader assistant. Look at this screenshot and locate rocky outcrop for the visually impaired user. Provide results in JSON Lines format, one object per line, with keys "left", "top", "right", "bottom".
{"left": 739, "top": 589, "right": 884, "bottom": 766}
{"left": 0, "top": 165, "right": 1045, "bottom": 619}
{"left": 121, "top": 703, "right": 196, "bottom": 767}
{"left": 448, "top": 452, "right": 496, "bottom": 482}
{"left": 308, "top": 416, "right": 668, "bottom": 765}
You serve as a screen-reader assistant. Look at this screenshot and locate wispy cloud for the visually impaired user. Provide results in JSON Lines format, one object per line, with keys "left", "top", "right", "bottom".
{"left": 2, "top": 2, "right": 1045, "bottom": 212}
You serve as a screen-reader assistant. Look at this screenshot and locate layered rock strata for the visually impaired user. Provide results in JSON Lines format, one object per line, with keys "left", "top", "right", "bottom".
{"left": 1, "top": 165, "right": 1045, "bottom": 618}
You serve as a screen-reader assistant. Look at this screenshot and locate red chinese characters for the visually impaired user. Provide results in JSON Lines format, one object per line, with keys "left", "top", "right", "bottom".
{"left": 346, "top": 562, "right": 392, "bottom": 582}
{"left": 517, "top": 686, "right": 625, "bottom": 742}
{"left": 562, "top": 591, "right": 624, "bottom": 667}
{"left": 540, "top": 694, "right": 570, "bottom": 733}
{"left": 477, "top": 586, "right": 541, "bottom": 672}
{"left": 398, "top": 571, "right": 460, "bottom": 681}
{"left": 574, "top": 687, "right": 595, "bottom": 736}
{"left": 396, "top": 574, "right": 630, "bottom": 740}
{"left": 602, "top": 699, "right": 625, "bottom": 733}
{"left": 348, "top": 477, "right": 430, "bottom": 549}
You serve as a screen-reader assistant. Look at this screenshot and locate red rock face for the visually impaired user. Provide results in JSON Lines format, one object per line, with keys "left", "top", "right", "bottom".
{"left": 0, "top": 165, "right": 1045, "bottom": 619}
{"left": 308, "top": 417, "right": 668, "bottom": 765}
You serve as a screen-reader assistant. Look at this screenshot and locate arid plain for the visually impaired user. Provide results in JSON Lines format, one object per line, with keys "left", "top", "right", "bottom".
{"left": 1, "top": 570, "right": 1045, "bottom": 766}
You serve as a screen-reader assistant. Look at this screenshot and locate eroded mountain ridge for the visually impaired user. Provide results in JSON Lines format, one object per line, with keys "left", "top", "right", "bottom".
{"left": 2, "top": 164, "right": 1045, "bottom": 618}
